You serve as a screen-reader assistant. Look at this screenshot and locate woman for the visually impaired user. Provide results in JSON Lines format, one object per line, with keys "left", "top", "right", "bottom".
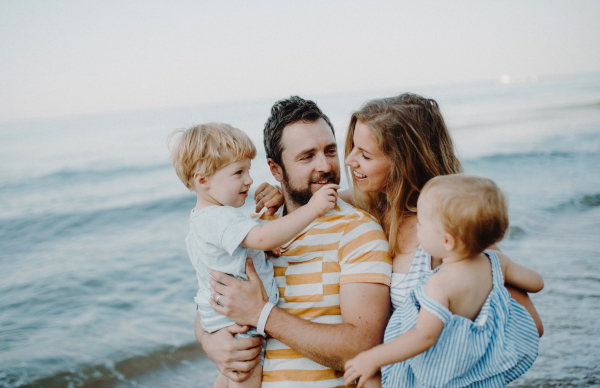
{"left": 341, "top": 93, "right": 464, "bottom": 312}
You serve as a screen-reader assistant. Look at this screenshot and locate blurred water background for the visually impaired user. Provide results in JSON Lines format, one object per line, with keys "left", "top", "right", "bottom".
{"left": 1, "top": 71, "right": 599, "bottom": 387}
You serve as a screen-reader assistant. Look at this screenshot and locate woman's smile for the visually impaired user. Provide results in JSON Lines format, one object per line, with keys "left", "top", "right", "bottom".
{"left": 345, "top": 120, "right": 391, "bottom": 193}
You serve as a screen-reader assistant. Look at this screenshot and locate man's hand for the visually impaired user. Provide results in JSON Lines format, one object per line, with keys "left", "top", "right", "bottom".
{"left": 210, "top": 258, "right": 269, "bottom": 327}
{"left": 254, "top": 182, "right": 284, "bottom": 216}
{"left": 195, "top": 315, "right": 263, "bottom": 382}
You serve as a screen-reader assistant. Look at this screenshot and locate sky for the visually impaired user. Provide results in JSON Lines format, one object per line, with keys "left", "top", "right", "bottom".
{"left": 1, "top": 0, "right": 599, "bottom": 122}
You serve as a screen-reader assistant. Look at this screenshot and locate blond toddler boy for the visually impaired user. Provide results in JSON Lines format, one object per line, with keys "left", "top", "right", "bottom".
{"left": 169, "top": 123, "right": 339, "bottom": 388}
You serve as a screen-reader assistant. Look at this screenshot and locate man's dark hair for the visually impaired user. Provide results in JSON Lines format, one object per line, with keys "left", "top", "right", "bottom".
{"left": 263, "top": 96, "right": 335, "bottom": 168}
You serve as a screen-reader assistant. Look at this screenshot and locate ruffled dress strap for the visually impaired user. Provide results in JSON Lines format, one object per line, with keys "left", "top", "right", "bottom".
{"left": 485, "top": 250, "right": 504, "bottom": 289}
{"left": 413, "top": 275, "right": 452, "bottom": 326}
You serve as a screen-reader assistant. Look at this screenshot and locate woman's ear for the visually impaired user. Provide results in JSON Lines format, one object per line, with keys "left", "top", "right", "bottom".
{"left": 442, "top": 232, "right": 456, "bottom": 252}
{"left": 267, "top": 159, "right": 284, "bottom": 183}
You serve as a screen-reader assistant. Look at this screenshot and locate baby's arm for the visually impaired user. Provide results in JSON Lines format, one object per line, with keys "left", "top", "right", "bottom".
{"left": 242, "top": 184, "right": 339, "bottom": 251}
{"left": 344, "top": 302, "right": 444, "bottom": 388}
{"left": 496, "top": 251, "right": 544, "bottom": 293}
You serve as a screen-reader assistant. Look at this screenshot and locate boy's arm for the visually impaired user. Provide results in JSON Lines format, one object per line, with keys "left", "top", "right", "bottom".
{"left": 242, "top": 184, "right": 339, "bottom": 251}
{"left": 496, "top": 251, "right": 544, "bottom": 293}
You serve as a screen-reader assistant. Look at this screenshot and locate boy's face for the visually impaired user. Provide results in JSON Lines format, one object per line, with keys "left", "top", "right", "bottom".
{"left": 205, "top": 158, "right": 253, "bottom": 208}
{"left": 416, "top": 189, "right": 448, "bottom": 258}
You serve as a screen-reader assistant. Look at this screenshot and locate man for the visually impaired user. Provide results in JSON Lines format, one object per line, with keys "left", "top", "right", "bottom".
{"left": 196, "top": 96, "right": 393, "bottom": 388}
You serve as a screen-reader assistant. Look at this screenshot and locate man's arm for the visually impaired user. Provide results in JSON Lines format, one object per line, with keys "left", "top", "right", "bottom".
{"left": 265, "top": 282, "right": 390, "bottom": 371}
{"left": 194, "top": 313, "right": 264, "bottom": 382}
{"left": 209, "top": 259, "right": 391, "bottom": 371}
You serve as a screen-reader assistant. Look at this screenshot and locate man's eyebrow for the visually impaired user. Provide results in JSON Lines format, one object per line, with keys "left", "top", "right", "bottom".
{"left": 295, "top": 147, "right": 316, "bottom": 159}
{"left": 295, "top": 142, "right": 337, "bottom": 159}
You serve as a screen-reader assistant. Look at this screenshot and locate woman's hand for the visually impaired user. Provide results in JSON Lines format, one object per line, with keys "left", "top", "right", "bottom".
{"left": 195, "top": 315, "right": 263, "bottom": 382}
{"left": 210, "top": 258, "right": 270, "bottom": 326}
{"left": 344, "top": 350, "right": 380, "bottom": 388}
{"left": 254, "top": 182, "right": 284, "bottom": 216}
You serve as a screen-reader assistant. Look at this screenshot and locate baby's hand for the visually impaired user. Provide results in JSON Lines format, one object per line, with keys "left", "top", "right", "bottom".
{"left": 307, "top": 184, "right": 339, "bottom": 217}
{"left": 344, "top": 352, "right": 379, "bottom": 388}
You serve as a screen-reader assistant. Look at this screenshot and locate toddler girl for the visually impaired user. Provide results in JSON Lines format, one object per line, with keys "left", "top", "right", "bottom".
{"left": 344, "top": 174, "right": 543, "bottom": 388}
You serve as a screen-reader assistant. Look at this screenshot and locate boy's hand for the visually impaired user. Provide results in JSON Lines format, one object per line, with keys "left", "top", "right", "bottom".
{"left": 307, "top": 184, "right": 339, "bottom": 217}
{"left": 344, "top": 351, "right": 379, "bottom": 388}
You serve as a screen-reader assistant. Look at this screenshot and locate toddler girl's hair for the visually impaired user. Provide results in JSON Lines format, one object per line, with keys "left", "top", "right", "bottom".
{"left": 422, "top": 174, "right": 509, "bottom": 257}
{"left": 168, "top": 123, "right": 256, "bottom": 189}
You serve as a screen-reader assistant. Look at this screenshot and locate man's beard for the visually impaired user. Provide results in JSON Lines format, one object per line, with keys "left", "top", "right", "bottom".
{"left": 282, "top": 170, "right": 340, "bottom": 208}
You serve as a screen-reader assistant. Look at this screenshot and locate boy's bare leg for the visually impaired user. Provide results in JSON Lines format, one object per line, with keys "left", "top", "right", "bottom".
{"left": 229, "top": 365, "right": 262, "bottom": 388}
{"left": 213, "top": 373, "right": 229, "bottom": 388}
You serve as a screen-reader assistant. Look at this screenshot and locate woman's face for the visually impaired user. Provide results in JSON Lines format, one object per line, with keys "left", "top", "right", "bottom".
{"left": 345, "top": 121, "right": 391, "bottom": 193}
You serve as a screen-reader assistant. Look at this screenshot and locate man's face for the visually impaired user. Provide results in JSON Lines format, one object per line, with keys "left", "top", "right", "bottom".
{"left": 278, "top": 118, "right": 340, "bottom": 208}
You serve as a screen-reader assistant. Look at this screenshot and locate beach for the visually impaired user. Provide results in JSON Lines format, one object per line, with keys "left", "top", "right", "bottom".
{"left": 1, "top": 72, "right": 599, "bottom": 387}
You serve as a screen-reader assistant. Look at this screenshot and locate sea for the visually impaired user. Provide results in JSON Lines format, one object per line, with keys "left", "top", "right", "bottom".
{"left": 1, "top": 71, "right": 599, "bottom": 388}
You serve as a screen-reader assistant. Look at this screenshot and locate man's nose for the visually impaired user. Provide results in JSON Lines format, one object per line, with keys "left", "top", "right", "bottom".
{"left": 315, "top": 153, "right": 332, "bottom": 172}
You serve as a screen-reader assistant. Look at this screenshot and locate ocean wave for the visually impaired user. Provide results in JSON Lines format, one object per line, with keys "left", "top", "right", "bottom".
{"left": 3, "top": 343, "right": 205, "bottom": 388}
{"left": 450, "top": 100, "right": 600, "bottom": 131}
{"left": 480, "top": 150, "right": 575, "bottom": 162}
{"left": 473, "top": 149, "right": 599, "bottom": 163}
{"left": 506, "top": 225, "right": 527, "bottom": 240}
{"left": 546, "top": 193, "right": 600, "bottom": 214}
{"left": 0, "top": 195, "right": 195, "bottom": 254}
{"left": 2, "top": 163, "right": 172, "bottom": 191}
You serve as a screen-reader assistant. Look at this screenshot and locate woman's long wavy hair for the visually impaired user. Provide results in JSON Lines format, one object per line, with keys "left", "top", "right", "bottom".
{"left": 345, "top": 93, "right": 462, "bottom": 255}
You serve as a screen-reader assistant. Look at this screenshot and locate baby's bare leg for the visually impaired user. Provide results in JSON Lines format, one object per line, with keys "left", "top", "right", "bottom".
{"left": 229, "top": 365, "right": 262, "bottom": 388}
{"left": 363, "top": 372, "right": 382, "bottom": 388}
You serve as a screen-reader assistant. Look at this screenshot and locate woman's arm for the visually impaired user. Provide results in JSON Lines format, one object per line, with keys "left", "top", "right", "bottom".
{"left": 488, "top": 249, "right": 544, "bottom": 337}
{"left": 506, "top": 286, "right": 544, "bottom": 337}
{"left": 253, "top": 182, "right": 284, "bottom": 215}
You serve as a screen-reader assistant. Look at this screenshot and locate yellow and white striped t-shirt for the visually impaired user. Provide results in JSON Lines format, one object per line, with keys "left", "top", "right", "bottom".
{"left": 253, "top": 199, "right": 392, "bottom": 388}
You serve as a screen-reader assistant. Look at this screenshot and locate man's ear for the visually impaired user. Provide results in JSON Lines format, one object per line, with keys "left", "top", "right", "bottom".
{"left": 193, "top": 172, "right": 209, "bottom": 189}
{"left": 267, "top": 159, "right": 284, "bottom": 183}
{"left": 442, "top": 232, "right": 456, "bottom": 252}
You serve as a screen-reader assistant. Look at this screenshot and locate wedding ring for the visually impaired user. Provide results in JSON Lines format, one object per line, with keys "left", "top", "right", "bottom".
{"left": 260, "top": 191, "right": 266, "bottom": 198}
{"left": 216, "top": 294, "right": 221, "bottom": 304}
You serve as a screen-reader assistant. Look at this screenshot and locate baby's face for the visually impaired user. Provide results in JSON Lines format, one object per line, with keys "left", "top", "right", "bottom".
{"left": 206, "top": 158, "right": 253, "bottom": 208}
{"left": 416, "top": 190, "right": 447, "bottom": 258}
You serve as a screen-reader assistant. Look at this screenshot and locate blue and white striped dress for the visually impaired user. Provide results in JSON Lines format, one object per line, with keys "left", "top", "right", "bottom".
{"left": 382, "top": 251, "right": 539, "bottom": 388}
